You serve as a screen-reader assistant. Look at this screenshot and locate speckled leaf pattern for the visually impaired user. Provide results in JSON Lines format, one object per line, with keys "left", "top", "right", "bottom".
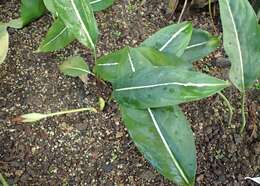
{"left": 59, "top": 55, "right": 91, "bottom": 77}
{"left": 89, "top": 0, "right": 114, "bottom": 11}
{"left": 141, "top": 22, "right": 192, "bottom": 57}
{"left": 94, "top": 47, "right": 190, "bottom": 83}
{"left": 121, "top": 105, "right": 196, "bottom": 186}
{"left": 114, "top": 66, "right": 230, "bottom": 109}
{"left": 54, "top": 0, "right": 98, "bottom": 50}
{"left": 37, "top": 18, "right": 74, "bottom": 52}
{"left": 219, "top": 0, "right": 260, "bottom": 91}
{"left": 0, "top": 25, "right": 9, "bottom": 64}
{"left": 20, "top": 0, "right": 46, "bottom": 26}
{"left": 181, "top": 29, "right": 220, "bottom": 63}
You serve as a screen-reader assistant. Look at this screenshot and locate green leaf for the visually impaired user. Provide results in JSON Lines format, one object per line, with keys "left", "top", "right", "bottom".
{"left": 181, "top": 29, "right": 220, "bottom": 63}
{"left": 121, "top": 105, "right": 196, "bottom": 186}
{"left": 43, "top": 0, "right": 57, "bottom": 16}
{"left": 59, "top": 55, "right": 91, "bottom": 77}
{"left": 219, "top": 0, "right": 260, "bottom": 91}
{"left": 54, "top": 0, "right": 98, "bottom": 50}
{"left": 0, "top": 25, "right": 9, "bottom": 64}
{"left": 89, "top": 0, "right": 114, "bottom": 11}
{"left": 94, "top": 47, "right": 190, "bottom": 83}
{"left": 20, "top": 0, "right": 46, "bottom": 26}
{"left": 141, "top": 22, "right": 193, "bottom": 57}
{"left": 37, "top": 18, "right": 74, "bottom": 52}
{"left": 114, "top": 66, "right": 230, "bottom": 109}
{"left": 0, "top": 173, "right": 9, "bottom": 186}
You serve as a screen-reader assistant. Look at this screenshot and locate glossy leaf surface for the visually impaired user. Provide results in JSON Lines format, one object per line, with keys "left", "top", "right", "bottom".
{"left": 181, "top": 29, "right": 220, "bottom": 62}
{"left": 0, "top": 25, "right": 9, "bottom": 64}
{"left": 59, "top": 55, "right": 91, "bottom": 77}
{"left": 94, "top": 47, "right": 189, "bottom": 83}
{"left": 141, "top": 22, "right": 192, "bottom": 57}
{"left": 37, "top": 18, "right": 74, "bottom": 52}
{"left": 114, "top": 66, "right": 230, "bottom": 108}
{"left": 54, "top": 0, "right": 98, "bottom": 50}
{"left": 89, "top": 0, "right": 114, "bottom": 11}
{"left": 121, "top": 105, "right": 196, "bottom": 186}
{"left": 20, "top": 0, "right": 46, "bottom": 26}
{"left": 219, "top": 0, "right": 260, "bottom": 91}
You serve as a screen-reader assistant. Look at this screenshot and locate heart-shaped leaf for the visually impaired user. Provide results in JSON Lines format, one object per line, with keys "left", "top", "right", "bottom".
{"left": 89, "top": 0, "right": 114, "bottom": 11}
{"left": 54, "top": 0, "right": 98, "bottom": 50}
{"left": 181, "top": 29, "right": 220, "bottom": 63}
{"left": 0, "top": 25, "right": 9, "bottom": 64}
{"left": 141, "top": 22, "right": 192, "bottom": 57}
{"left": 59, "top": 55, "right": 91, "bottom": 77}
{"left": 219, "top": 0, "right": 260, "bottom": 91}
{"left": 121, "top": 105, "right": 196, "bottom": 186}
{"left": 37, "top": 18, "right": 74, "bottom": 52}
{"left": 114, "top": 66, "right": 230, "bottom": 108}
{"left": 94, "top": 47, "right": 189, "bottom": 83}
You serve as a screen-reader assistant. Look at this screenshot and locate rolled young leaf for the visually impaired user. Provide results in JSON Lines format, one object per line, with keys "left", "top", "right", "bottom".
{"left": 59, "top": 55, "right": 92, "bottom": 77}
{"left": 0, "top": 24, "right": 9, "bottom": 64}
{"left": 121, "top": 105, "right": 196, "bottom": 186}
{"left": 37, "top": 18, "right": 74, "bottom": 52}
{"left": 89, "top": 0, "right": 114, "bottom": 12}
{"left": 219, "top": 0, "right": 260, "bottom": 91}
{"left": 114, "top": 66, "right": 230, "bottom": 109}
{"left": 94, "top": 47, "right": 190, "bottom": 83}
{"left": 181, "top": 29, "right": 220, "bottom": 63}
{"left": 54, "top": 0, "right": 99, "bottom": 50}
{"left": 141, "top": 22, "right": 192, "bottom": 57}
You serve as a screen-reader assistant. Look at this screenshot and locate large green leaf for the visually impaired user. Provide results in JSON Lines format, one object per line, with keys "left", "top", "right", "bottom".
{"left": 181, "top": 29, "right": 220, "bottom": 63}
{"left": 94, "top": 47, "right": 189, "bottom": 83}
{"left": 0, "top": 25, "right": 9, "bottom": 64}
{"left": 141, "top": 22, "right": 192, "bottom": 57}
{"left": 20, "top": 0, "right": 46, "bottom": 26}
{"left": 37, "top": 18, "right": 74, "bottom": 52}
{"left": 89, "top": 0, "right": 114, "bottom": 11}
{"left": 54, "top": 0, "right": 98, "bottom": 50}
{"left": 59, "top": 55, "right": 91, "bottom": 77}
{"left": 114, "top": 66, "right": 230, "bottom": 108}
{"left": 219, "top": 0, "right": 260, "bottom": 91}
{"left": 43, "top": 0, "right": 57, "bottom": 16}
{"left": 121, "top": 105, "right": 196, "bottom": 186}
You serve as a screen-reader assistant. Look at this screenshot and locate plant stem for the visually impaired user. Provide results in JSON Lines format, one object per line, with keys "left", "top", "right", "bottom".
{"left": 240, "top": 92, "right": 247, "bottom": 134}
{"left": 178, "top": 0, "right": 188, "bottom": 23}
{"left": 208, "top": 0, "right": 217, "bottom": 33}
{"left": 45, "top": 107, "right": 97, "bottom": 118}
{"left": 0, "top": 173, "right": 9, "bottom": 186}
{"left": 218, "top": 92, "right": 233, "bottom": 126}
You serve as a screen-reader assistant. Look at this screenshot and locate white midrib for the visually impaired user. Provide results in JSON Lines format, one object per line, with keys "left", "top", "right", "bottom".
{"left": 224, "top": 0, "right": 244, "bottom": 90}
{"left": 89, "top": 0, "right": 102, "bottom": 4}
{"left": 148, "top": 108, "right": 190, "bottom": 185}
{"left": 159, "top": 24, "right": 190, "bottom": 52}
{"left": 41, "top": 27, "right": 67, "bottom": 50}
{"left": 67, "top": 67, "right": 94, "bottom": 75}
{"left": 115, "top": 82, "right": 228, "bottom": 91}
{"left": 185, "top": 41, "right": 208, "bottom": 50}
{"left": 70, "top": 0, "right": 95, "bottom": 50}
{"left": 97, "top": 62, "right": 119, "bottom": 66}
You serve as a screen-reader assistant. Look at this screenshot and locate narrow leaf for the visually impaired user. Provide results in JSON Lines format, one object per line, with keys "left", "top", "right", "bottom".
{"left": 94, "top": 47, "right": 190, "bottom": 83}
{"left": 219, "top": 0, "right": 260, "bottom": 91}
{"left": 245, "top": 177, "right": 260, "bottom": 184}
{"left": 181, "top": 29, "right": 220, "bottom": 62}
{"left": 59, "top": 55, "right": 91, "bottom": 77}
{"left": 114, "top": 66, "right": 230, "bottom": 109}
{"left": 37, "top": 18, "right": 74, "bottom": 52}
{"left": 141, "top": 22, "right": 193, "bottom": 57}
{"left": 89, "top": 0, "right": 114, "bottom": 11}
{"left": 54, "top": 0, "right": 98, "bottom": 50}
{"left": 0, "top": 25, "right": 9, "bottom": 64}
{"left": 121, "top": 105, "right": 196, "bottom": 186}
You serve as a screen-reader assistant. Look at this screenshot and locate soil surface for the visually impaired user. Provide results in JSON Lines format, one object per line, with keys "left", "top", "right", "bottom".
{"left": 0, "top": 0, "right": 260, "bottom": 185}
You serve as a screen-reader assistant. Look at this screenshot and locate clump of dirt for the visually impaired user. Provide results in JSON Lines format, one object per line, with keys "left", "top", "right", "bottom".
{"left": 0, "top": 0, "right": 259, "bottom": 185}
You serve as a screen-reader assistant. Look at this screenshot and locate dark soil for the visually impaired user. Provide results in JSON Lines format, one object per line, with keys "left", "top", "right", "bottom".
{"left": 0, "top": 0, "right": 259, "bottom": 185}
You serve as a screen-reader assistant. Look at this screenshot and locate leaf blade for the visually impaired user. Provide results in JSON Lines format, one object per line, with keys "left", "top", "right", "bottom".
{"left": 0, "top": 25, "right": 9, "bottom": 64}
{"left": 89, "top": 0, "right": 114, "bottom": 11}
